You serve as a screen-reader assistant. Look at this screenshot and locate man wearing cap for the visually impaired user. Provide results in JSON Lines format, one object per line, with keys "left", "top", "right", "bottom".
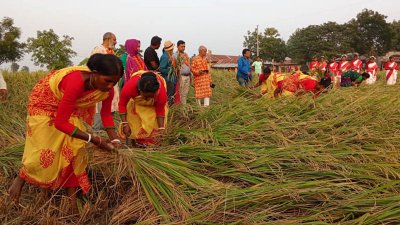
{"left": 91, "top": 32, "right": 119, "bottom": 133}
{"left": 173, "top": 40, "right": 191, "bottom": 104}
{"left": 351, "top": 53, "right": 362, "bottom": 73}
{"left": 159, "top": 40, "right": 178, "bottom": 105}
{"left": 0, "top": 72, "right": 7, "bottom": 101}
{"left": 384, "top": 56, "right": 399, "bottom": 85}
{"left": 366, "top": 56, "right": 378, "bottom": 85}
{"left": 144, "top": 36, "right": 162, "bottom": 71}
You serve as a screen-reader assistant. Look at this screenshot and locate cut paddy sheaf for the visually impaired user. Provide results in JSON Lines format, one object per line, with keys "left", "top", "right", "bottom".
{"left": 1, "top": 70, "right": 400, "bottom": 224}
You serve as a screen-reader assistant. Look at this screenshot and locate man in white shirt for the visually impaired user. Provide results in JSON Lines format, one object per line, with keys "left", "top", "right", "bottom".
{"left": 91, "top": 32, "right": 119, "bottom": 132}
{"left": 0, "top": 72, "right": 7, "bottom": 101}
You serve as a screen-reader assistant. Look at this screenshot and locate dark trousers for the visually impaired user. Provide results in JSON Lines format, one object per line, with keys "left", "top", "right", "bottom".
{"left": 166, "top": 80, "right": 177, "bottom": 106}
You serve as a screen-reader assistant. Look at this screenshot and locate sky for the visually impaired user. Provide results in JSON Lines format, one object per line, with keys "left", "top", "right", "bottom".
{"left": 1, "top": 0, "right": 399, "bottom": 70}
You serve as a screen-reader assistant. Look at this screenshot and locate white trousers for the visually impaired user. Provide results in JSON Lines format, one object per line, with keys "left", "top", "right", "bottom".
{"left": 196, "top": 97, "right": 210, "bottom": 107}
{"left": 387, "top": 70, "right": 398, "bottom": 85}
{"left": 366, "top": 73, "right": 376, "bottom": 85}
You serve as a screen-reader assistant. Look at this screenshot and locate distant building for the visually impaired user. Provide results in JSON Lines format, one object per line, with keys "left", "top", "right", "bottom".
{"left": 264, "top": 57, "right": 300, "bottom": 73}
{"left": 207, "top": 50, "right": 240, "bottom": 72}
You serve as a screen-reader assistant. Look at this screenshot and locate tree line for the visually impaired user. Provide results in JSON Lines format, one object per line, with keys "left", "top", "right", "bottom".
{"left": 1, "top": 8, "right": 399, "bottom": 71}
{"left": 244, "top": 9, "right": 400, "bottom": 64}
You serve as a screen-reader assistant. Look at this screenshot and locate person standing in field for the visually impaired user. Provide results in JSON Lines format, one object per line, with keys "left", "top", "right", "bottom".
{"left": 319, "top": 56, "right": 328, "bottom": 74}
{"left": 252, "top": 57, "right": 263, "bottom": 78}
{"left": 337, "top": 55, "right": 350, "bottom": 87}
{"left": 91, "top": 32, "right": 119, "bottom": 133}
{"left": 159, "top": 40, "right": 179, "bottom": 106}
{"left": 124, "top": 39, "right": 147, "bottom": 84}
{"left": 144, "top": 36, "right": 162, "bottom": 71}
{"left": 309, "top": 56, "right": 319, "bottom": 72}
{"left": 191, "top": 45, "right": 213, "bottom": 107}
{"left": 119, "top": 71, "right": 167, "bottom": 148}
{"left": 237, "top": 49, "right": 252, "bottom": 87}
{"left": 328, "top": 56, "right": 338, "bottom": 79}
{"left": 350, "top": 53, "right": 362, "bottom": 73}
{"left": 173, "top": 40, "right": 191, "bottom": 105}
{"left": 8, "top": 54, "right": 123, "bottom": 211}
{"left": 385, "top": 56, "right": 399, "bottom": 85}
{"left": 0, "top": 72, "right": 7, "bottom": 101}
{"left": 365, "top": 56, "right": 379, "bottom": 85}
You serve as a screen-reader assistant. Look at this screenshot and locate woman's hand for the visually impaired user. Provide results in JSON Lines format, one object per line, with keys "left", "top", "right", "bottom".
{"left": 92, "top": 135, "right": 115, "bottom": 151}
{"left": 123, "top": 124, "right": 131, "bottom": 138}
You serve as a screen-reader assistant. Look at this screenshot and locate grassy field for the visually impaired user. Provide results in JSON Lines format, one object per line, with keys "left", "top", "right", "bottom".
{"left": 1, "top": 69, "right": 400, "bottom": 224}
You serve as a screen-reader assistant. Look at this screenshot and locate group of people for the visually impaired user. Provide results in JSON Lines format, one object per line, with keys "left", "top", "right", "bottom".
{"left": 7, "top": 32, "right": 214, "bottom": 211}
{"left": 309, "top": 54, "right": 398, "bottom": 87}
{"left": 237, "top": 50, "right": 399, "bottom": 98}
{"left": 6, "top": 32, "right": 400, "bottom": 212}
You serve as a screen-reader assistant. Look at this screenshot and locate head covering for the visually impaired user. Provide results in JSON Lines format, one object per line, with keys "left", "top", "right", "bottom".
{"left": 320, "top": 56, "right": 325, "bottom": 58}
{"left": 125, "top": 39, "right": 140, "bottom": 56}
{"left": 164, "top": 40, "right": 174, "bottom": 51}
{"left": 370, "top": 56, "right": 376, "bottom": 59}
{"left": 354, "top": 53, "right": 359, "bottom": 56}
{"left": 341, "top": 54, "right": 347, "bottom": 58}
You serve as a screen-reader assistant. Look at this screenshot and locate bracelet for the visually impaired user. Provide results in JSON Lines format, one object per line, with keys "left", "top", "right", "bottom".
{"left": 158, "top": 127, "right": 165, "bottom": 130}
{"left": 86, "top": 133, "right": 92, "bottom": 143}
{"left": 121, "top": 122, "right": 128, "bottom": 124}
{"left": 110, "top": 139, "right": 121, "bottom": 144}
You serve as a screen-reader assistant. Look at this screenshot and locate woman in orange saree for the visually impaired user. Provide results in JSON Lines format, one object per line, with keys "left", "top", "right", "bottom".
{"left": 8, "top": 54, "right": 123, "bottom": 211}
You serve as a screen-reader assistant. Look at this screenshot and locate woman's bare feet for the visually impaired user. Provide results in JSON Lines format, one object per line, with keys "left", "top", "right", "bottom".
{"left": 8, "top": 176, "right": 25, "bottom": 204}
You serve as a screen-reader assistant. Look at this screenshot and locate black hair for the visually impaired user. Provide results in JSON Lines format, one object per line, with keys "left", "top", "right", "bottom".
{"left": 177, "top": 40, "right": 185, "bottom": 46}
{"left": 139, "top": 72, "right": 160, "bottom": 93}
{"left": 87, "top": 53, "right": 123, "bottom": 78}
{"left": 242, "top": 48, "right": 250, "bottom": 56}
{"left": 361, "top": 72, "right": 370, "bottom": 79}
{"left": 151, "top": 36, "right": 162, "bottom": 46}
{"left": 300, "top": 64, "right": 309, "bottom": 74}
{"left": 262, "top": 66, "right": 271, "bottom": 75}
{"left": 319, "top": 77, "right": 332, "bottom": 88}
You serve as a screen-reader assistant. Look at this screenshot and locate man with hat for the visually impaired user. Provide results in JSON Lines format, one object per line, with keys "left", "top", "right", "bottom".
{"left": 351, "top": 53, "right": 362, "bottom": 73}
{"left": 159, "top": 40, "right": 179, "bottom": 105}
{"left": 366, "top": 56, "right": 378, "bottom": 85}
{"left": 384, "top": 56, "right": 399, "bottom": 85}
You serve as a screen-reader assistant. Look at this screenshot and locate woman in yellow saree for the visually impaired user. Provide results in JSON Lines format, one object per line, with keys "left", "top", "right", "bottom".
{"left": 119, "top": 71, "right": 168, "bottom": 147}
{"left": 251, "top": 67, "right": 286, "bottom": 99}
{"left": 8, "top": 54, "right": 123, "bottom": 210}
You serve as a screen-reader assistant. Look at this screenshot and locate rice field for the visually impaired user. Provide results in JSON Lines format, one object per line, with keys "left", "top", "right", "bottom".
{"left": 1, "top": 70, "right": 400, "bottom": 224}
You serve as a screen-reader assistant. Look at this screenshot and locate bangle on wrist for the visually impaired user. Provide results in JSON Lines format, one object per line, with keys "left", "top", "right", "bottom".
{"left": 158, "top": 127, "right": 165, "bottom": 130}
{"left": 111, "top": 139, "right": 121, "bottom": 144}
{"left": 86, "top": 133, "right": 92, "bottom": 143}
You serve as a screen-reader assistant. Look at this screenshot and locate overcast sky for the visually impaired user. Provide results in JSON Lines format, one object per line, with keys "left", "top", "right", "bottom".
{"left": 1, "top": 0, "right": 399, "bottom": 70}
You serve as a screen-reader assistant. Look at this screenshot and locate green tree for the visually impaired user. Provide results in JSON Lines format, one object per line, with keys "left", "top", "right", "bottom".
{"left": 390, "top": 20, "right": 400, "bottom": 51}
{"left": 79, "top": 57, "right": 89, "bottom": 66}
{"left": 10, "top": 62, "right": 19, "bottom": 72}
{"left": 347, "top": 9, "right": 393, "bottom": 55}
{"left": 287, "top": 22, "right": 353, "bottom": 64}
{"left": 244, "top": 27, "right": 287, "bottom": 62}
{"left": 26, "top": 29, "right": 77, "bottom": 70}
{"left": 114, "top": 44, "right": 126, "bottom": 58}
{"left": 0, "top": 17, "right": 25, "bottom": 65}
{"left": 21, "top": 66, "right": 29, "bottom": 72}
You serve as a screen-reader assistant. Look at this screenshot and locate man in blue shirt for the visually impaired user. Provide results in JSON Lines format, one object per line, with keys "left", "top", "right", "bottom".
{"left": 237, "top": 48, "right": 252, "bottom": 87}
